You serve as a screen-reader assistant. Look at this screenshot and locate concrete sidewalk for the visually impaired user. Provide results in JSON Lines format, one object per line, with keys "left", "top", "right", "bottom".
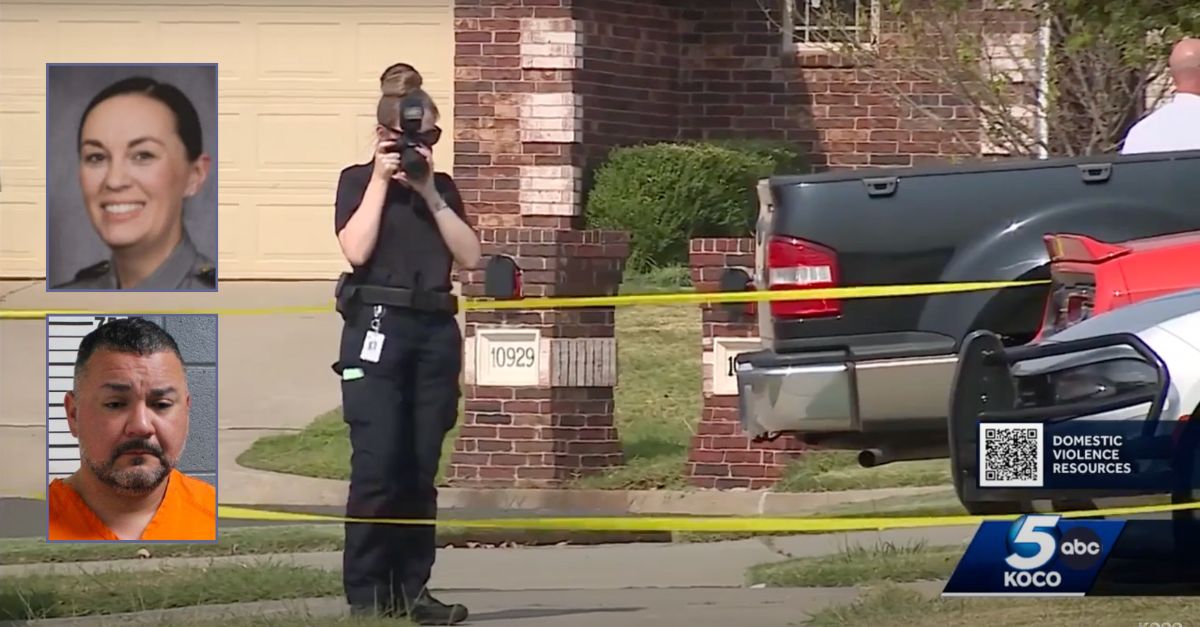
{"left": 22, "top": 586, "right": 936, "bottom": 627}
{"left": 0, "top": 524, "right": 977, "bottom": 582}
{"left": 2, "top": 527, "right": 965, "bottom": 626}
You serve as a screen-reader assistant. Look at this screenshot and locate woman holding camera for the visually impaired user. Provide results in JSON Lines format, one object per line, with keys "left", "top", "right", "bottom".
{"left": 331, "top": 62, "right": 480, "bottom": 624}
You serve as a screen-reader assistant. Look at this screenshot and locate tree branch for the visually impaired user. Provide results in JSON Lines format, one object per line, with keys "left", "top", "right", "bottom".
{"left": 763, "top": 0, "right": 1191, "bottom": 158}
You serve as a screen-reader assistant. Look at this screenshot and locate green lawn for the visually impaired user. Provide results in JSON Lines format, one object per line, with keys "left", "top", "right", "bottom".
{"left": 0, "top": 562, "right": 343, "bottom": 621}
{"left": 773, "top": 451, "right": 952, "bottom": 493}
{"left": 0, "top": 525, "right": 343, "bottom": 566}
{"left": 750, "top": 538, "right": 1200, "bottom": 625}
{"left": 237, "top": 267, "right": 953, "bottom": 493}
{"left": 807, "top": 585, "right": 1200, "bottom": 627}
{"left": 236, "top": 303, "right": 699, "bottom": 489}
{"left": 746, "top": 540, "right": 965, "bottom": 588}
{"left": 565, "top": 304, "right": 701, "bottom": 489}
{"left": 234, "top": 408, "right": 366, "bottom": 482}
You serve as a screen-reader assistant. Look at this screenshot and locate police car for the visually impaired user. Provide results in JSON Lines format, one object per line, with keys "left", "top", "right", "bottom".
{"left": 947, "top": 287, "right": 1200, "bottom": 515}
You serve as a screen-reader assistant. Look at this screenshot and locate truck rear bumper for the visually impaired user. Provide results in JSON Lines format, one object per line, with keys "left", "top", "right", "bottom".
{"left": 734, "top": 348, "right": 959, "bottom": 438}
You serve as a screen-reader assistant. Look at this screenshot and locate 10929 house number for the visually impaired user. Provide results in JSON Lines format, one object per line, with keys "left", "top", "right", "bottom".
{"left": 490, "top": 344, "right": 535, "bottom": 369}
{"left": 711, "top": 337, "right": 761, "bottom": 396}
{"left": 475, "top": 328, "right": 541, "bottom": 387}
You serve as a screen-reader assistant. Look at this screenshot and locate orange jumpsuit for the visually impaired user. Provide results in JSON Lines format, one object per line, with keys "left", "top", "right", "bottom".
{"left": 48, "top": 468, "right": 217, "bottom": 541}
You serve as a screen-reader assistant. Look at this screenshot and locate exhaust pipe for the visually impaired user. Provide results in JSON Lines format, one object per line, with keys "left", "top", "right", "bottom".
{"left": 857, "top": 443, "right": 949, "bottom": 468}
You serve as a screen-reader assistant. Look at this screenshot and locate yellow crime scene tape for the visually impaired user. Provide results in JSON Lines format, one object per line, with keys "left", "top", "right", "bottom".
{"left": 0, "top": 279, "right": 1049, "bottom": 319}
{"left": 16, "top": 493, "right": 1200, "bottom": 533}
{"left": 211, "top": 500, "right": 1200, "bottom": 533}
{"left": 8, "top": 277, "right": 1086, "bottom": 535}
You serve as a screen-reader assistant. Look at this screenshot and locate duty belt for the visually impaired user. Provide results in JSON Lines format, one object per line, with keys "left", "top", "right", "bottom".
{"left": 343, "top": 283, "right": 458, "bottom": 315}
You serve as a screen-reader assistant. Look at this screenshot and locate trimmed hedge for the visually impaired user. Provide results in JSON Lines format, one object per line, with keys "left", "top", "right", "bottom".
{"left": 584, "top": 140, "right": 806, "bottom": 272}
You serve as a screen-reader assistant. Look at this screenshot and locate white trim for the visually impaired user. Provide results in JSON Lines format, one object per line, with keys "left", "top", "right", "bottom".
{"left": 786, "top": 0, "right": 881, "bottom": 49}
{"left": 1035, "top": 12, "right": 1051, "bottom": 159}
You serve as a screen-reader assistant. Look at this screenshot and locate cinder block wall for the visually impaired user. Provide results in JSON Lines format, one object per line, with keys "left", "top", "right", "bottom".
{"left": 159, "top": 314, "right": 218, "bottom": 486}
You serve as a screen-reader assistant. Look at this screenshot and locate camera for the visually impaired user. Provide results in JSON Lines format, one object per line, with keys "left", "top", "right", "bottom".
{"left": 386, "top": 91, "right": 431, "bottom": 181}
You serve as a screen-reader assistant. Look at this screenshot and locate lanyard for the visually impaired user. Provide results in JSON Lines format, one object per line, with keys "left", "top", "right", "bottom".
{"left": 369, "top": 305, "right": 384, "bottom": 333}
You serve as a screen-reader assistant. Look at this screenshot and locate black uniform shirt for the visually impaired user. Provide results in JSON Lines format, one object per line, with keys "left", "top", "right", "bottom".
{"left": 334, "top": 162, "right": 468, "bottom": 293}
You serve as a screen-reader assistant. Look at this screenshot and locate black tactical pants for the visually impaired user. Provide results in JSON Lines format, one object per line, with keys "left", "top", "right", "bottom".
{"left": 335, "top": 304, "right": 462, "bottom": 612}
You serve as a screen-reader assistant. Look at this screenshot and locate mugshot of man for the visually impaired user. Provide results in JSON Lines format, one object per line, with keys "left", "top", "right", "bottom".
{"left": 47, "top": 317, "right": 216, "bottom": 541}
{"left": 47, "top": 65, "right": 217, "bottom": 291}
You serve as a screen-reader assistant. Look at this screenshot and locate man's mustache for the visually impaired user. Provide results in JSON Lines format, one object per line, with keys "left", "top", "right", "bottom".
{"left": 111, "top": 439, "right": 164, "bottom": 462}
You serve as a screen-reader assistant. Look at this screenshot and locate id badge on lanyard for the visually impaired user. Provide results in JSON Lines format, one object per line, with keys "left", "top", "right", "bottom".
{"left": 360, "top": 305, "right": 386, "bottom": 363}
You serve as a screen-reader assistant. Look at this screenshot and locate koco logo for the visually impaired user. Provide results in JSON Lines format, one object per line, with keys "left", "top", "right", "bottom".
{"left": 1003, "top": 514, "right": 1104, "bottom": 588}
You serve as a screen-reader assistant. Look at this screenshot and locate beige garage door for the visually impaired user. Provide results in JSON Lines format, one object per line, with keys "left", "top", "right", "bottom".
{"left": 0, "top": 0, "right": 454, "bottom": 279}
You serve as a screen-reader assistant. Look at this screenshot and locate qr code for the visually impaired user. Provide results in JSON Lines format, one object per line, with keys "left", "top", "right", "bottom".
{"left": 978, "top": 423, "right": 1044, "bottom": 487}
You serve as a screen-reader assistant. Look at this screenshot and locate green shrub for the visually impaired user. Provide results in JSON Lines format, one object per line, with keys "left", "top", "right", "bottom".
{"left": 705, "top": 138, "right": 811, "bottom": 175}
{"left": 584, "top": 141, "right": 805, "bottom": 272}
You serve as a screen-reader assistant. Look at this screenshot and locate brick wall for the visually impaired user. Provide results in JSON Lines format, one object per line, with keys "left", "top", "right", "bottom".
{"left": 685, "top": 238, "right": 808, "bottom": 489}
{"left": 447, "top": 0, "right": 1025, "bottom": 489}
{"left": 448, "top": 224, "right": 630, "bottom": 488}
{"left": 452, "top": 0, "right": 1000, "bottom": 227}
{"left": 677, "top": 0, "right": 981, "bottom": 169}
{"left": 575, "top": 0, "right": 686, "bottom": 172}
{"left": 454, "top": 1, "right": 576, "bottom": 229}
{"left": 450, "top": 386, "right": 622, "bottom": 486}
{"left": 574, "top": 0, "right": 971, "bottom": 174}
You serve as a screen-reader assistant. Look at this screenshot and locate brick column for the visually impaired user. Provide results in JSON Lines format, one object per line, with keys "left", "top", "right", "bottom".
{"left": 685, "top": 238, "right": 808, "bottom": 489}
{"left": 448, "top": 1, "right": 630, "bottom": 488}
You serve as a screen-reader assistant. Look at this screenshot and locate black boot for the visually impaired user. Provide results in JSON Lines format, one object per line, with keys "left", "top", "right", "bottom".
{"left": 403, "top": 590, "right": 469, "bottom": 625}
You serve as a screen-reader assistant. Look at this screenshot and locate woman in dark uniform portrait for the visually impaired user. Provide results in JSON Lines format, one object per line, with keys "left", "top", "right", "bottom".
{"left": 331, "top": 62, "right": 480, "bottom": 624}
{"left": 53, "top": 75, "right": 215, "bottom": 291}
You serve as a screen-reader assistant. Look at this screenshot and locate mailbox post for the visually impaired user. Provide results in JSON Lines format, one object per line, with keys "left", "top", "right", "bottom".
{"left": 685, "top": 237, "right": 808, "bottom": 489}
{"left": 444, "top": 12, "right": 633, "bottom": 487}
{"left": 448, "top": 228, "right": 630, "bottom": 488}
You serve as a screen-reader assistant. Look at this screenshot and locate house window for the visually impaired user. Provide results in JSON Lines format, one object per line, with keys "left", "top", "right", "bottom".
{"left": 785, "top": 0, "right": 880, "bottom": 47}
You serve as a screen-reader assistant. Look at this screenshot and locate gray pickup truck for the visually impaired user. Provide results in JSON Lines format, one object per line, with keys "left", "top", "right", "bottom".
{"left": 733, "top": 149, "right": 1200, "bottom": 467}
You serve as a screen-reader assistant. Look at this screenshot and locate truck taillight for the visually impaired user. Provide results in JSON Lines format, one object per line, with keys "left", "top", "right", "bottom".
{"left": 766, "top": 235, "right": 840, "bottom": 318}
{"left": 1036, "top": 233, "right": 1123, "bottom": 340}
{"left": 1043, "top": 280, "right": 1095, "bottom": 337}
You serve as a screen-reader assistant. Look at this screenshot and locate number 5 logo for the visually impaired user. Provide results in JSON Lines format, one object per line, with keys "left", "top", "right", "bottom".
{"left": 1004, "top": 514, "right": 1060, "bottom": 571}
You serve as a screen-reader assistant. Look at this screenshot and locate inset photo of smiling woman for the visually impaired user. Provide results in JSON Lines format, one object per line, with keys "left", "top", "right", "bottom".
{"left": 46, "top": 63, "right": 218, "bottom": 292}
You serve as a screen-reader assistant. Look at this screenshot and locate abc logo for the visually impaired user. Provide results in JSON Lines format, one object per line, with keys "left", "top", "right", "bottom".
{"left": 1004, "top": 514, "right": 1104, "bottom": 573}
{"left": 1058, "top": 528, "right": 1103, "bottom": 570}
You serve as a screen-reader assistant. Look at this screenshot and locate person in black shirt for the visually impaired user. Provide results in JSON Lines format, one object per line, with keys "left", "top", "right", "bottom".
{"left": 331, "top": 62, "right": 480, "bottom": 625}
